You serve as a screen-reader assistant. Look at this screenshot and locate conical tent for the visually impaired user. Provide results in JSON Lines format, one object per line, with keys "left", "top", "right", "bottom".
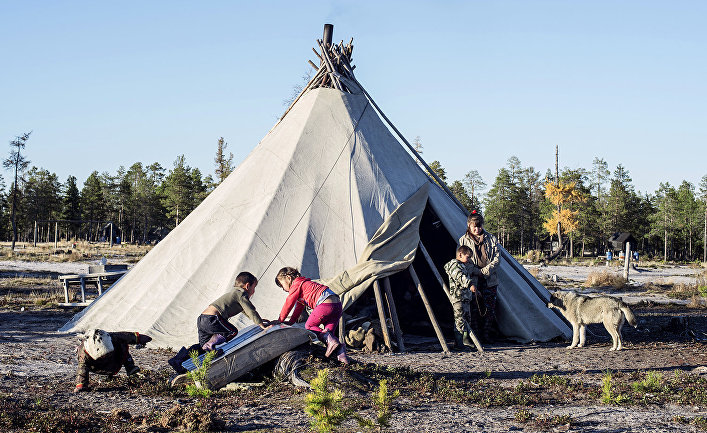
{"left": 61, "top": 30, "right": 570, "bottom": 349}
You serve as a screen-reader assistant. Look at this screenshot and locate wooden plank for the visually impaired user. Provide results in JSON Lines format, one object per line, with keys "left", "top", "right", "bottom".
{"left": 408, "top": 265, "right": 450, "bottom": 353}
{"left": 373, "top": 280, "right": 392, "bottom": 351}
{"left": 382, "top": 277, "right": 406, "bottom": 352}
{"left": 418, "top": 241, "right": 483, "bottom": 352}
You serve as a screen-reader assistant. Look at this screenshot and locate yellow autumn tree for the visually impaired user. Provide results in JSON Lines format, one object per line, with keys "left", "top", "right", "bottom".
{"left": 543, "top": 180, "right": 583, "bottom": 238}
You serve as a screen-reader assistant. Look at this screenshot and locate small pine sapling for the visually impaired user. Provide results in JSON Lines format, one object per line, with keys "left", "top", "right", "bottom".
{"left": 186, "top": 349, "right": 216, "bottom": 398}
{"left": 356, "top": 379, "right": 400, "bottom": 431}
{"left": 304, "top": 369, "right": 350, "bottom": 433}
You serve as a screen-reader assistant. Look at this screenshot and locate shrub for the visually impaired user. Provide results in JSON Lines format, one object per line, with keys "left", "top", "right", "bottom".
{"left": 584, "top": 271, "right": 627, "bottom": 289}
{"left": 355, "top": 379, "right": 400, "bottom": 431}
{"left": 186, "top": 350, "right": 216, "bottom": 398}
{"left": 304, "top": 369, "right": 350, "bottom": 433}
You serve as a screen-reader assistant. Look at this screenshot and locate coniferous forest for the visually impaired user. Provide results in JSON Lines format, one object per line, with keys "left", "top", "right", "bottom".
{"left": 3, "top": 132, "right": 706, "bottom": 262}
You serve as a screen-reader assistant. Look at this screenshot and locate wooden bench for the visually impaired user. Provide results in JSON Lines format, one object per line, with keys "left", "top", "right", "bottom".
{"left": 58, "top": 265, "right": 128, "bottom": 307}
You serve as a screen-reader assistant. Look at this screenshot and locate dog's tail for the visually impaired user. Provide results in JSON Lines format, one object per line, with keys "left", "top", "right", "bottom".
{"left": 619, "top": 302, "right": 638, "bottom": 327}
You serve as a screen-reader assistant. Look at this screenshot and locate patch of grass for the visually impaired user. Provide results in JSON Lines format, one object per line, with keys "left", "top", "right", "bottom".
{"left": 601, "top": 370, "right": 630, "bottom": 405}
{"left": 584, "top": 271, "right": 628, "bottom": 289}
{"left": 673, "top": 415, "right": 707, "bottom": 430}
{"left": 631, "top": 370, "right": 663, "bottom": 394}
{"left": 514, "top": 409, "right": 533, "bottom": 422}
{"left": 513, "top": 409, "right": 574, "bottom": 429}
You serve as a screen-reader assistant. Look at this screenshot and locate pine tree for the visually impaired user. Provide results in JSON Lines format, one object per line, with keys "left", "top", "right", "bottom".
{"left": 449, "top": 180, "right": 473, "bottom": 212}
{"left": 700, "top": 174, "right": 707, "bottom": 262}
{"left": 62, "top": 176, "right": 81, "bottom": 240}
{"left": 81, "top": 171, "right": 106, "bottom": 241}
{"left": 3, "top": 132, "right": 31, "bottom": 250}
{"left": 214, "top": 137, "right": 234, "bottom": 184}
{"left": 427, "top": 160, "right": 447, "bottom": 185}
{"left": 164, "top": 155, "right": 192, "bottom": 227}
{"left": 651, "top": 183, "right": 677, "bottom": 260}
{"left": 463, "top": 170, "right": 486, "bottom": 210}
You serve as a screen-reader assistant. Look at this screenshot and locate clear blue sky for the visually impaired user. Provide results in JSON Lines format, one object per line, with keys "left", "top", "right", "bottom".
{"left": 1, "top": 1, "right": 705, "bottom": 196}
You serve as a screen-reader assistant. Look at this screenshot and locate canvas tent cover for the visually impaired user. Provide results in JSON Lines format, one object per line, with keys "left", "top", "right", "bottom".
{"left": 61, "top": 88, "right": 570, "bottom": 348}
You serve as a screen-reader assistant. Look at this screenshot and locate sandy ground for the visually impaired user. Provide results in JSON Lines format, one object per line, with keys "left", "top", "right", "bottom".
{"left": 1, "top": 260, "right": 706, "bottom": 432}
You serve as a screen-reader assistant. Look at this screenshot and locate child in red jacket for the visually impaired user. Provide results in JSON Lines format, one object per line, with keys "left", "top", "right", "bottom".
{"left": 276, "top": 267, "right": 349, "bottom": 364}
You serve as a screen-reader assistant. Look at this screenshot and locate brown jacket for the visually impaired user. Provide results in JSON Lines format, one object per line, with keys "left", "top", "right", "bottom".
{"left": 459, "top": 229, "right": 500, "bottom": 287}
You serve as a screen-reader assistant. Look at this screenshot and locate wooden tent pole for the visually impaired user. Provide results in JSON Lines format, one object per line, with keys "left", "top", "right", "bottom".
{"left": 338, "top": 316, "right": 345, "bottom": 346}
{"left": 418, "top": 242, "right": 451, "bottom": 299}
{"left": 418, "top": 241, "right": 483, "bottom": 352}
{"left": 383, "top": 277, "right": 406, "bottom": 352}
{"left": 373, "top": 280, "right": 393, "bottom": 351}
{"left": 408, "top": 265, "right": 450, "bottom": 353}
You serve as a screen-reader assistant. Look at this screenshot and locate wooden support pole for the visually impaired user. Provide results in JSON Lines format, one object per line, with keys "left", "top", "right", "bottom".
{"left": 338, "top": 316, "right": 345, "bottom": 347}
{"left": 418, "top": 241, "right": 483, "bottom": 352}
{"left": 383, "top": 277, "right": 406, "bottom": 352}
{"left": 373, "top": 280, "right": 393, "bottom": 351}
{"left": 408, "top": 265, "right": 450, "bottom": 353}
{"left": 418, "top": 242, "right": 451, "bottom": 299}
{"left": 623, "top": 242, "right": 631, "bottom": 281}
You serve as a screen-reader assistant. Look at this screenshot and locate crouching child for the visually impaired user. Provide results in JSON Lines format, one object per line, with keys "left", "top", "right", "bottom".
{"left": 75, "top": 329, "right": 152, "bottom": 392}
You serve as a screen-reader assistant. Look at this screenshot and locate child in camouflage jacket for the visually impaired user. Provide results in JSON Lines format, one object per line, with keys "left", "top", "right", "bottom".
{"left": 444, "top": 245, "right": 480, "bottom": 351}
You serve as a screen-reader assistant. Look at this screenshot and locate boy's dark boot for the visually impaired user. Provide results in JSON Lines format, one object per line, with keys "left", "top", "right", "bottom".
{"left": 124, "top": 354, "right": 140, "bottom": 376}
{"left": 462, "top": 332, "right": 476, "bottom": 350}
{"left": 453, "top": 330, "right": 469, "bottom": 352}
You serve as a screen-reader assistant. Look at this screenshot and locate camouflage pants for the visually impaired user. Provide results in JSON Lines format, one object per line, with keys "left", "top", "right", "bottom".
{"left": 451, "top": 299, "right": 472, "bottom": 335}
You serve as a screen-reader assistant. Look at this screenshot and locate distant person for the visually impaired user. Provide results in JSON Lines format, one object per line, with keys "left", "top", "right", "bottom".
{"left": 197, "top": 272, "right": 273, "bottom": 347}
{"left": 444, "top": 245, "right": 480, "bottom": 351}
{"left": 459, "top": 210, "right": 500, "bottom": 342}
{"left": 276, "top": 267, "right": 350, "bottom": 364}
{"left": 74, "top": 329, "right": 152, "bottom": 392}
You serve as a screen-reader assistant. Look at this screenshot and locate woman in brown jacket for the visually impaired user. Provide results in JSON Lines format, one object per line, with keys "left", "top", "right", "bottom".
{"left": 458, "top": 211, "right": 500, "bottom": 341}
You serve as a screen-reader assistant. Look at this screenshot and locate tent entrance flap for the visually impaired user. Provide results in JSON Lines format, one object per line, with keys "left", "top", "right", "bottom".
{"left": 338, "top": 196, "right": 461, "bottom": 348}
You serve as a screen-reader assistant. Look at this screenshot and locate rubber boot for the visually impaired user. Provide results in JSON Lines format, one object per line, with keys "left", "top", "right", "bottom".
{"left": 453, "top": 330, "right": 468, "bottom": 352}
{"left": 322, "top": 331, "right": 341, "bottom": 358}
{"left": 462, "top": 332, "right": 476, "bottom": 350}
{"left": 336, "top": 345, "right": 350, "bottom": 365}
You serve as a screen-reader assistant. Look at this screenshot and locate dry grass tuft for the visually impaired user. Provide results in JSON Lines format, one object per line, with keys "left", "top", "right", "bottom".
{"left": 527, "top": 267, "right": 540, "bottom": 279}
{"left": 583, "top": 271, "right": 628, "bottom": 289}
{"left": 525, "top": 250, "right": 544, "bottom": 263}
